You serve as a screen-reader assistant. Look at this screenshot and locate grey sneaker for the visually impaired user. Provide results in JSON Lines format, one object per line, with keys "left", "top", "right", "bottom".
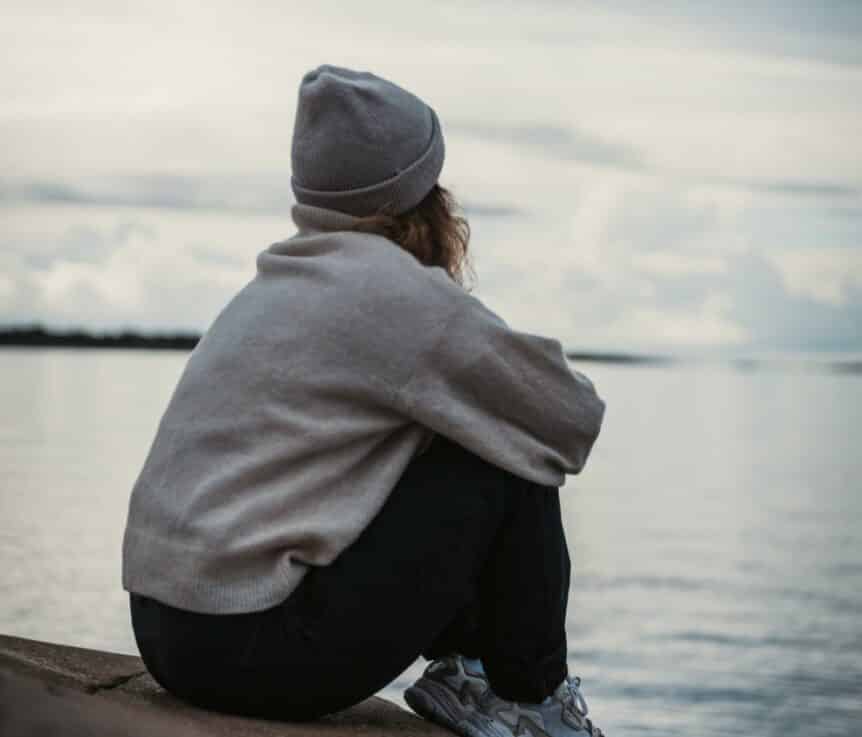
{"left": 404, "top": 654, "right": 490, "bottom": 736}
{"left": 467, "top": 675, "right": 605, "bottom": 737}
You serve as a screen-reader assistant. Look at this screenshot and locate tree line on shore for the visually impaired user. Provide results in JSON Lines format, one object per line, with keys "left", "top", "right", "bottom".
{"left": 0, "top": 324, "right": 200, "bottom": 350}
{"left": 0, "top": 323, "right": 662, "bottom": 362}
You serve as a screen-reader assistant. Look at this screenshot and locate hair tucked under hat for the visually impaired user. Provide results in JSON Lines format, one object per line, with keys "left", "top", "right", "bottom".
{"left": 290, "top": 64, "right": 446, "bottom": 217}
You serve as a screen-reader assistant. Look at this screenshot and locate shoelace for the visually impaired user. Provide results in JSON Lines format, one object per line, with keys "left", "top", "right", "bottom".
{"left": 432, "top": 654, "right": 459, "bottom": 671}
{"left": 561, "top": 676, "right": 604, "bottom": 737}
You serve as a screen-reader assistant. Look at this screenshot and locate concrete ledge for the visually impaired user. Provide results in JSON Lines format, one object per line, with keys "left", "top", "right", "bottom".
{"left": 0, "top": 634, "right": 448, "bottom": 736}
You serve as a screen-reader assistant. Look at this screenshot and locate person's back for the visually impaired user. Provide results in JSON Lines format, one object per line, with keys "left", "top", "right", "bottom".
{"left": 123, "top": 63, "right": 608, "bottom": 736}
{"left": 125, "top": 204, "right": 497, "bottom": 612}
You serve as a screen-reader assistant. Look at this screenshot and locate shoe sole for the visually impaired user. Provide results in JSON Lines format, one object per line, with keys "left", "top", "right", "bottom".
{"left": 404, "top": 678, "right": 509, "bottom": 737}
{"left": 405, "top": 677, "right": 475, "bottom": 737}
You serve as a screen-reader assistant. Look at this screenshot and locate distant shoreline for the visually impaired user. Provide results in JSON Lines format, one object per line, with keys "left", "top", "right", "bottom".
{"left": 0, "top": 326, "right": 199, "bottom": 351}
{"left": 0, "top": 326, "right": 667, "bottom": 363}
{"left": 1, "top": 325, "right": 859, "bottom": 373}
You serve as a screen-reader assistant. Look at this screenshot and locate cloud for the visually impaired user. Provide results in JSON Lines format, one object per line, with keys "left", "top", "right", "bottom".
{"left": 0, "top": 175, "right": 293, "bottom": 215}
{"left": 725, "top": 249, "right": 862, "bottom": 351}
{"left": 15, "top": 222, "right": 155, "bottom": 271}
{"left": 447, "top": 120, "right": 645, "bottom": 171}
{"left": 459, "top": 201, "right": 524, "bottom": 218}
{"left": 0, "top": 204, "right": 278, "bottom": 331}
{"left": 0, "top": 175, "right": 524, "bottom": 221}
{"left": 598, "top": 0, "right": 862, "bottom": 67}
{"left": 473, "top": 169, "right": 862, "bottom": 354}
{"left": 563, "top": 173, "right": 742, "bottom": 290}
{"left": 187, "top": 243, "right": 247, "bottom": 269}
{"left": 1, "top": 0, "right": 859, "bottom": 353}
{"left": 445, "top": 124, "right": 860, "bottom": 204}
{"left": 0, "top": 273, "right": 14, "bottom": 301}
{"left": 462, "top": 172, "right": 754, "bottom": 352}
{"left": 764, "top": 247, "right": 862, "bottom": 306}
{"left": 604, "top": 293, "right": 749, "bottom": 349}
{"left": 3, "top": 171, "right": 861, "bottom": 354}
{"left": 714, "top": 177, "right": 861, "bottom": 199}
{"left": 631, "top": 250, "right": 728, "bottom": 278}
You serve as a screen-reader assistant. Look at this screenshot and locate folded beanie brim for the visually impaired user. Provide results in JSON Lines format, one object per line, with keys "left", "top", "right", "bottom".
{"left": 291, "top": 107, "right": 445, "bottom": 218}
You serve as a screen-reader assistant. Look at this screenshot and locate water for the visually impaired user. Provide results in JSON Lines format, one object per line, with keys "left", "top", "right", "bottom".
{"left": 1, "top": 348, "right": 860, "bottom": 735}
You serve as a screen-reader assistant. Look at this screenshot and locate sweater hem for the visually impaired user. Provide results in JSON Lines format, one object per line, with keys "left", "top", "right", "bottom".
{"left": 122, "top": 526, "right": 310, "bottom": 615}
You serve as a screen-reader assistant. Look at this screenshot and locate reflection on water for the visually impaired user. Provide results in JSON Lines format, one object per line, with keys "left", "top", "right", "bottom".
{"left": 1, "top": 349, "right": 860, "bottom": 736}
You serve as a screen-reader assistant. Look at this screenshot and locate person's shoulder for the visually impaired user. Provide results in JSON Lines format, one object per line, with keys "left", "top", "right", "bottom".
{"left": 342, "top": 230, "right": 469, "bottom": 312}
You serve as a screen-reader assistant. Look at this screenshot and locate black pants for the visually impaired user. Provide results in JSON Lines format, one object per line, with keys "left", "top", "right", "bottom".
{"left": 130, "top": 433, "right": 571, "bottom": 721}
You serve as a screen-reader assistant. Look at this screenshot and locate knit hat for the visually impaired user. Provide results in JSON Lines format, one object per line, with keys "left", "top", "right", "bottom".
{"left": 290, "top": 64, "right": 445, "bottom": 217}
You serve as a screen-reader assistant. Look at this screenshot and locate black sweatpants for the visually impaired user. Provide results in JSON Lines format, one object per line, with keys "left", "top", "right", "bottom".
{"left": 130, "top": 433, "right": 571, "bottom": 721}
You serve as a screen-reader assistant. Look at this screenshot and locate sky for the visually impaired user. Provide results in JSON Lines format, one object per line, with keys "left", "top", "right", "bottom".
{"left": 1, "top": 0, "right": 860, "bottom": 355}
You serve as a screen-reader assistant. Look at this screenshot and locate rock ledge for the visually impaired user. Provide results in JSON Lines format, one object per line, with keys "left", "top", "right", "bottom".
{"left": 0, "top": 634, "right": 447, "bottom": 736}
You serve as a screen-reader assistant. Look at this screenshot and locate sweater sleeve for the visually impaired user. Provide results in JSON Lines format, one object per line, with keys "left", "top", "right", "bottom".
{"left": 397, "top": 293, "right": 606, "bottom": 487}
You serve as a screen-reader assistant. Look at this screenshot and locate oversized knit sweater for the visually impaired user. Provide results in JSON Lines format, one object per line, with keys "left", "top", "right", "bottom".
{"left": 121, "top": 203, "right": 606, "bottom": 614}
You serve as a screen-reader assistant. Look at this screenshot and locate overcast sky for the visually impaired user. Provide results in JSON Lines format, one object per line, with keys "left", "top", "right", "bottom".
{"left": 1, "top": 0, "right": 860, "bottom": 355}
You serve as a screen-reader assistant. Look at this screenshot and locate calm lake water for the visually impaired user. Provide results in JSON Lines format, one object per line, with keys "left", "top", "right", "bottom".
{"left": 1, "top": 348, "right": 860, "bottom": 736}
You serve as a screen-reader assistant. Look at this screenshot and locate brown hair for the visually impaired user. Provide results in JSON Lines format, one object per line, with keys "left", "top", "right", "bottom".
{"left": 347, "top": 183, "right": 476, "bottom": 291}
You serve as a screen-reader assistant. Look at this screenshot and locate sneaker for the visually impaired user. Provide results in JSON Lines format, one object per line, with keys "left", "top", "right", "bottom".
{"left": 467, "top": 675, "right": 605, "bottom": 737}
{"left": 404, "top": 654, "right": 490, "bottom": 736}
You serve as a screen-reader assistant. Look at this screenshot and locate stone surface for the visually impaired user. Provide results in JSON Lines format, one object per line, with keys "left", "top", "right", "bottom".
{"left": 0, "top": 634, "right": 449, "bottom": 736}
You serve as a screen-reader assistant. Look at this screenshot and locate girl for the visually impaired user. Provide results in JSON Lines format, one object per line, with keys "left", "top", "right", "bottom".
{"left": 123, "top": 64, "right": 606, "bottom": 737}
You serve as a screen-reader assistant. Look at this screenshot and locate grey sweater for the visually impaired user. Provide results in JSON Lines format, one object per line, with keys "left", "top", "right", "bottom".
{"left": 121, "top": 203, "right": 606, "bottom": 614}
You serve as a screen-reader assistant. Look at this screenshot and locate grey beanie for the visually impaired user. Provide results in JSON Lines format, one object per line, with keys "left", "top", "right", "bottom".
{"left": 290, "top": 64, "right": 445, "bottom": 217}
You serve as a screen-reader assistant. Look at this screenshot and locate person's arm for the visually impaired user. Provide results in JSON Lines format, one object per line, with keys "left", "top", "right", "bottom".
{"left": 396, "top": 293, "right": 606, "bottom": 487}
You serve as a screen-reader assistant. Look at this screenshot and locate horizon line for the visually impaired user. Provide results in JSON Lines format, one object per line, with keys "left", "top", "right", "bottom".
{"left": 1, "top": 323, "right": 859, "bottom": 374}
